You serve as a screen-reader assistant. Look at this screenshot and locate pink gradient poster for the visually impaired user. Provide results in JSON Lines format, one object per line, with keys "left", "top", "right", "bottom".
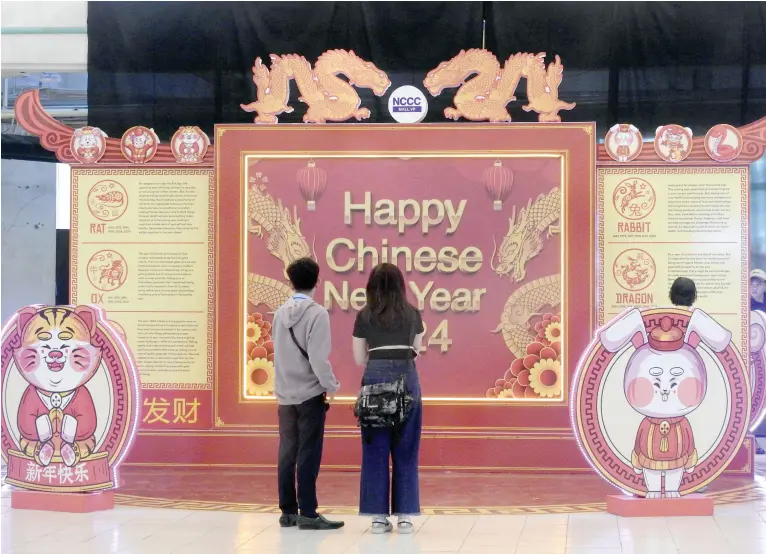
{"left": 243, "top": 155, "right": 564, "bottom": 401}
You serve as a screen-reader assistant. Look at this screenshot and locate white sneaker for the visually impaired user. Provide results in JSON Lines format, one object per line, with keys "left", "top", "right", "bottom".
{"left": 397, "top": 518, "right": 414, "bottom": 534}
{"left": 371, "top": 519, "right": 393, "bottom": 534}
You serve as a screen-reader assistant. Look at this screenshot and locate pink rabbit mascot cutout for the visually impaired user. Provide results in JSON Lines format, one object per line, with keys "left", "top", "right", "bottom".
{"left": 600, "top": 308, "right": 732, "bottom": 498}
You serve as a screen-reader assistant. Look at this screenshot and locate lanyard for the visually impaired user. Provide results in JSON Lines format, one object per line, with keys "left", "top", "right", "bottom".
{"left": 292, "top": 293, "right": 309, "bottom": 301}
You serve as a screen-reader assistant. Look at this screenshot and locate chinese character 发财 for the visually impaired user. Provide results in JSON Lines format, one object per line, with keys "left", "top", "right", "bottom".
{"left": 143, "top": 397, "right": 171, "bottom": 424}
{"left": 173, "top": 398, "right": 200, "bottom": 424}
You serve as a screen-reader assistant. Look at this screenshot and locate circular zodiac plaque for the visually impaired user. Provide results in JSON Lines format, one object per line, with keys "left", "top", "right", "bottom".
{"left": 572, "top": 307, "right": 749, "bottom": 498}
{"left": 120, "top": 126, "right": 159, "bottom": 164}
{"left": 704, "top": 124, "right": 743, "bottom": 163}
{"left": 171, "top": 125, "right": 210, "bottom": 164}
{"left": 605, "top": 124, "right": 643, "bottom": 163}
{"left": 70, "top": 127, "right": 108, "bottom": 164}
{"left": 654, "top": 125, "right": 693, "bottom": 163}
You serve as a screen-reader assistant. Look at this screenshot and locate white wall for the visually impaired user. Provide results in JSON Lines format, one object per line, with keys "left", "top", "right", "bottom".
{"left": 1, "top": 1, "right": 87, "bottom": 73}
{"left": 1, "top": 159, "right": 57, "bottom": 321}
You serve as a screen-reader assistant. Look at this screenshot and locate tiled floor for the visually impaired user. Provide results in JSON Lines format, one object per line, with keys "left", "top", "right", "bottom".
{"left": 5, "top": 490, "right": 766, "bottom": 554}
{"left": 109, "top": 465, "right": 756, "bottom": 511}
{"left": 4, "top": 455, "right": 766, "bottom": 554}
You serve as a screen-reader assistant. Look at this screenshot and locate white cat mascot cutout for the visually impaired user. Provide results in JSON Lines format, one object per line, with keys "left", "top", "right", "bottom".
{"left": 600, "top": 308, "right": 731, "bottom": 498}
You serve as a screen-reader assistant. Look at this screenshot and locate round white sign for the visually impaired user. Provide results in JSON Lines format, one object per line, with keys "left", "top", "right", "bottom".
{"left": 387, "top": 85, "right": 428, "bottom": 124}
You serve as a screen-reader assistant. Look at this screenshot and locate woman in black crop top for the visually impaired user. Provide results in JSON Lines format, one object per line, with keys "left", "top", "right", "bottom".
{"left": 352, "top": 263, "right": 425, "bottom": 534}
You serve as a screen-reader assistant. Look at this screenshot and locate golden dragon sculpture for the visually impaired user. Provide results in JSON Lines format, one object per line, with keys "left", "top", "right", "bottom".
{"left": 492, "top": 274, "right": 561, "bottom": 359}
{"left": 424, "top": 50, "right": 575, "bottom": 122}
{"left": 491, "top": 187, "right": 561, "bottom": 283}
{"left": 247, "top": 171, "right": 314, "bottom": 311}
{"left": 241, "top": 50, "right": 390, "bottom": 124}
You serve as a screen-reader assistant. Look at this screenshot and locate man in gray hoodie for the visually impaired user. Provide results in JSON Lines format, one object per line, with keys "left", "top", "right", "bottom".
{"left": 273, "top": 257, "right": 343, "bottom": 531}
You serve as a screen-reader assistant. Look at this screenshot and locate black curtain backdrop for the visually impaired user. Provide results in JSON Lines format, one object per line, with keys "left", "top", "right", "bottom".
{"left": 87, "top": 1, "right": 766, "bottom": 141}
{"left": 1, "top": 136, "right": 57, "bottom": 162}
{"left": 55, "top": 229, "right": 70, "bottom": 305}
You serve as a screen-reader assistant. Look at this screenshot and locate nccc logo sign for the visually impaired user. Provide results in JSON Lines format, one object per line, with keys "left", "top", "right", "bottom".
{"left": 388, "top": 85, "right": 428, "bottom": 124}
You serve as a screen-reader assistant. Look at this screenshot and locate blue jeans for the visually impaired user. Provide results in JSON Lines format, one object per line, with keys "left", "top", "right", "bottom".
{"left": 359, "top": 359, "right": 422, "bottom": 517}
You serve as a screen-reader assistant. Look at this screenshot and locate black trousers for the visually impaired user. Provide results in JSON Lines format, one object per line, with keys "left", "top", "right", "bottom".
{"left": 277, "top": 394, "right": 327, "bottom": 518}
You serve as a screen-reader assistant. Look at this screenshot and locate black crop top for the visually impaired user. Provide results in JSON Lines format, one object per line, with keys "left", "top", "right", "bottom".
{"left": 352, "top": 305, "right": 424, "bottom": 359}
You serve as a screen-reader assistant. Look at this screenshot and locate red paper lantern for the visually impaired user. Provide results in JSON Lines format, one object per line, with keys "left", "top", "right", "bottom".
{"left": 297, "top": 160, "right": 327, "bottom": 211}
{"left": 483, "top": 160, "right": 513, "bottom": 211}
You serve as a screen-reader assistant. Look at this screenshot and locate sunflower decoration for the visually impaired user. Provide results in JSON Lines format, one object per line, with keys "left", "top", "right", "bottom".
{"left": 529, "top": 358, "right": 562, "bottom": 398}
{"left": 487, "top": 319, "right": 563, "bottom": 400}
{"left": 247, "top": 357, "right": 275, "bottom": 396}
{"left": 245, "top": 313, "right": 275, "bottom": 397}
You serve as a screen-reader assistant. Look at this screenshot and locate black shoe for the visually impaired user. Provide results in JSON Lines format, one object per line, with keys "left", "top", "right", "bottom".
{"left": 757, "top": 446, "right": 765, "bottom": 455}
{"left": 298, "top": 514, "right": 345, "bottom": 530}
{"left": 279, "top": 514, "right": 298, "bottom": 528}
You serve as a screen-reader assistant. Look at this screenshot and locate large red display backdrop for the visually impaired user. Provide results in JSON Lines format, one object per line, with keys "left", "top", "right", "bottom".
{"left": 206, "top": 123, "right": 594, "bottom": 470}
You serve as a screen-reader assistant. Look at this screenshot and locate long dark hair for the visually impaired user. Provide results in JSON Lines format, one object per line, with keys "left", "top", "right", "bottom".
{"left": 363, "top": 263, "right": 411, "bottom": 327}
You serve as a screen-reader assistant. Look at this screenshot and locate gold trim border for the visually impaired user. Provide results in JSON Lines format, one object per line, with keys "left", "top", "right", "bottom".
{"left": 238, "top": 152, "right": 567, "bottom": 407}
{"left": 123, "top": 461, "right": 592, "bottom": 472}
{"left": 111, "top": 482, "right": 758, "bottom": 515}
{"left": 214, "top": 123, "right": 596, "bottom": 426}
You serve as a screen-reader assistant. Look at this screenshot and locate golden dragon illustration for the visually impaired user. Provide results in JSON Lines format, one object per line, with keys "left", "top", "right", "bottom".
{"left": 492, "top": 274, "right": 561, "bottom": 359}
{"left": 424, "top": 50, "right": 575, "bottom": 122}
{"left": 241, "top": 50, "right": 391, "bottom": 124}
{"left": 247, "top": 171, "right": 314, "bottom": 310}
{"left": 491, "top": 187, "right": 561, "bottom": 283}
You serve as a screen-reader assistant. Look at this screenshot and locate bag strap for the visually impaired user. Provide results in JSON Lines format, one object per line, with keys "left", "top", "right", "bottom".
{"left": 289, "top": 327, "right": 309, "bottom": 361}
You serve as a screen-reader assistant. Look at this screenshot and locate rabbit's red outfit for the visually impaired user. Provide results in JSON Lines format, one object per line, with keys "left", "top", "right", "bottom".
{"left": 632, "top": 416, "right": 697, "bottom": 471}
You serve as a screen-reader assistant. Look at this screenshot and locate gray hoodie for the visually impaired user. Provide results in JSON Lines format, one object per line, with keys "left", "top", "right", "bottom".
{"left": 272, "top": 295, "right": 340, "bottom": 405}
